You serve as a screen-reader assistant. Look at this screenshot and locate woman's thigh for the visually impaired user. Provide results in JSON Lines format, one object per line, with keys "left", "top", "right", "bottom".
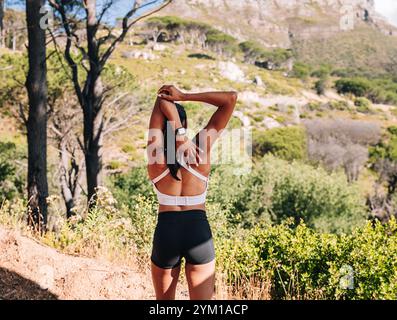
{"left": 151, "top": 262, "right": 181, "bottom": 300}
{"left": 185, "top": 260, "right": 216, "bottom": 300}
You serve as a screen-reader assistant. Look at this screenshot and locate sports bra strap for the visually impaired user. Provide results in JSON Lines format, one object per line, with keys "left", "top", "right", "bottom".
{"left": 178, "top": 159, "right": 208, "bottom": 182}
{"left": 152, "top": 168, "right": 170, "bottom": 184}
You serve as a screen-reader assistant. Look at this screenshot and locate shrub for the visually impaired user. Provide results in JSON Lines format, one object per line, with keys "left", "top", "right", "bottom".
{"left": 354, "top": 97, "right": 372, "bottom": 113}
{"left": 335, "top": 78, "right": 371, "bottom": 97}
{"left": 327, "top": 100, "right": 351, "bottom": 111}
{"left": 311, "top": 64, "right": 332, "bottom": 78}
{"left": 110, "top": 167, "right": 155, "bottom": 207}
{"left": 253, "top": 126, "right": 307, "bottom": 161}
{"left": 314, "top": 78, "right": 327, "bottom": 95}
{"left": 0, "top": 141, "right": 25, "bottom": 201}
{"left": 206, "top": 29, "right": 238, "bottom": 56}
{"left": 217, "top": 218, "right": 397, "bottom": 300}
{"left": 239, "top": 41, "right": 293, "bottom": 67}
{"left": 291, "top": 62, "right": 312, "bottom": 80}
{"left": 229, "top": 155, "right": 367, "bottom": 233}
{"left": 335, "top": 77, "right": 397, "bottom": 105}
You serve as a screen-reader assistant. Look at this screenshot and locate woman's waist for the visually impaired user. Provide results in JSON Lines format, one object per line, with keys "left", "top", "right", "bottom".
{"left": 157, "top": 208, "right": 207, "bottom": 220}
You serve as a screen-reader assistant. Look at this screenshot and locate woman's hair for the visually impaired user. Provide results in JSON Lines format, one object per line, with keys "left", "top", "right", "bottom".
{"left": 163, "top": 102, "right": 187, "bottom": 180}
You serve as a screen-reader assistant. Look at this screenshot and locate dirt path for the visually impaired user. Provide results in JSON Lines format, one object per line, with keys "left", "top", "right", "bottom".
{"left": 0, "top": 226, "right": 188, "bottom": 300}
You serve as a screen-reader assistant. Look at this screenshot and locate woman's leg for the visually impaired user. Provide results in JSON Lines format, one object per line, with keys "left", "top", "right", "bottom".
{"left": 185, "top": 260, "right": 215, "bottom": 300}
{"left": 151, "top": 262, "right": 181, "bottom": 300}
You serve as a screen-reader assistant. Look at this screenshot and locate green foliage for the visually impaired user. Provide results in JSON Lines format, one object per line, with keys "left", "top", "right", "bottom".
{"left": 239, "top": 41, "right": 293, "bottom": 69}
{"left": 147, "top": 15, "right": 238, "bottom": 56}
{"left": 354, "top": 97, "right": 372, "bottom": 114}
{"left": 291, "top": 62, "right": 312, "bottom": 80}
{"left": 44, "top": 189, "right": 157, "bottom": 259}
{"left": 110, "top": 167, "right": 155, "bottom": 207}
{"left": 328, "top": 100, "right": 351, "bottom": 111}
{"left": 0, "top": 141, "right": 25, "bottom": 201}
{"left": 311, "top": 64, "right": 332, "bottom": 78}
{"left": 217, "top": 218, "right": 397, "bottom": 299}
{"left": 205, "top": 29, "right": 238, "bottom": 56}
{"left": 369, "top": 126, "right": 397, "bottom": 162}
{"left": 314, "top": 78, "right": 327, "bottom": 95}
{"left": 335, "top": 77, "right": 397, "bottom": 105}
{"left": 387, "top": 126, "right": 397, "bottom": 136}
{"left": 253, "top": 126, "right": 307, "bottom": 161}
{"left": 335, "top": 78, "right": 370, "bottom": 97}
{"left": 226, "top": 155, "right": 367, "bottom": 233}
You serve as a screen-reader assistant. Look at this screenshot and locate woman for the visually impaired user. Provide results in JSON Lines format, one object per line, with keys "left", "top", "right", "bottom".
{"left": 147, "top": 84, "right": 238, "bottom": 300}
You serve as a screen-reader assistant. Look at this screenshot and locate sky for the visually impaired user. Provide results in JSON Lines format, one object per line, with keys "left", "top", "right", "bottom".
{"left": 375, "top": 0, "right": 397, "bottom": 26}
{"left": 4, "top": 0, "right": 397, "bottom": 27}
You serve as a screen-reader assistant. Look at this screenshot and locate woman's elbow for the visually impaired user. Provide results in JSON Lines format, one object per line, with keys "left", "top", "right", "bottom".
{"left": 228, "top": 91, "right": 238, "bottom": 107}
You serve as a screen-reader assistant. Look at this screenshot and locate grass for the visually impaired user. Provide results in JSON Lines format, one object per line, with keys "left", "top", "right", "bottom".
{"left": 294, "top": 25, "right": 397, "bottom": 74}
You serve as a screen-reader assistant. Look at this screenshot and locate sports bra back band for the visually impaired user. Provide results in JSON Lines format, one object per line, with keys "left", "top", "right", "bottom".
{"left": 151, "top": 159, "right": 209, "bottom": 206}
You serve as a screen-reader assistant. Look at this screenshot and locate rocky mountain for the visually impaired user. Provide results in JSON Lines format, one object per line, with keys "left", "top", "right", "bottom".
{"left": 156, "top": 0, "right": 397, "bottom": 72}
{"left": 159, "top": 0, "right": 396, "bottom": 48}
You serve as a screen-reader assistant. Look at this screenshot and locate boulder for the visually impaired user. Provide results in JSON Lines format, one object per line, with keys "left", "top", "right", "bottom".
{"left": 253, "top": 75, "right": 263, "bottom": 86}
{"left": 218, "top": 61, "right": 246, "bottom": 82}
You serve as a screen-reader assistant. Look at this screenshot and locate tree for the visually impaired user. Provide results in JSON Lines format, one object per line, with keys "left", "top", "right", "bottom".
{"left": 305, "top": 119, "right": 381, "bottom": 182}
{"left": 25, "top": 0, "right": 49, "bottom": 232}
{"left": 0, "top": 0, "right": 4, "bottom": 47}
{"left": 48, "top": 0, "right": 172, "bottom": 207}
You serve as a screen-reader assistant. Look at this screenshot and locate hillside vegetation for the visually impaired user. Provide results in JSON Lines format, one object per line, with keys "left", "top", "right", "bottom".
{"left": 1, "top": 4, "right": 397, "bottom": 300}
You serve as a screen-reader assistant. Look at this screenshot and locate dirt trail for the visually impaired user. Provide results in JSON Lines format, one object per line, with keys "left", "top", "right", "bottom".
{"left": 0, "top": 226, "right": 188, "bottom": 300}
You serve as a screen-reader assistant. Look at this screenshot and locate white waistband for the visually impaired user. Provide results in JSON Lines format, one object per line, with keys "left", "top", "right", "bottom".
{"left": 154, "top": 187, "right": 207, "bottom": 206}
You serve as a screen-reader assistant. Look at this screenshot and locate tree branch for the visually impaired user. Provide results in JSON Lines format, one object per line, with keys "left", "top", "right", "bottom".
{"left": 48, "top": 0, "right": 85, "bottom": 109}
{"left": 99, "top": 0, "right": 172, "bottom": 67}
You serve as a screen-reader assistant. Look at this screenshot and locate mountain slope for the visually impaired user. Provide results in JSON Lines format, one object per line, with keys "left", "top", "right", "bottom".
{"left": 155, "top": 0, "right": 397, "bottom": 71}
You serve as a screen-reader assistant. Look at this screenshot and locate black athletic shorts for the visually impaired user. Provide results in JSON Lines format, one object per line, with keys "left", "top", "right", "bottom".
{"left": 151, "top": 210, "right": 216, "bottom": 269}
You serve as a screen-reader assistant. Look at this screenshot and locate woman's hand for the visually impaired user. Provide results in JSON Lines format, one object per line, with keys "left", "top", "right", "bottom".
{"left": 176, "top": 136, "right": 203, "bottom": 166}
{"left": 157, "top": 85, "right": 185, "bottom": 101}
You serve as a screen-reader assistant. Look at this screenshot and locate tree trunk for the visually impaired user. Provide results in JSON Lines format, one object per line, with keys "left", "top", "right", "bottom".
{"left": 59, "top": 140, "right": 82, "bottom": 218}
{"left": 84, "top": 0, "right": 104, "bottom": 206}
{"left": 0, "top": 0, "right": 4, "bottom": 48}
{"left": 83, "top": 103, "right": 104, "bottom": 206}
{"left": 25, "top": 0, "right": 48, "bottom": 231}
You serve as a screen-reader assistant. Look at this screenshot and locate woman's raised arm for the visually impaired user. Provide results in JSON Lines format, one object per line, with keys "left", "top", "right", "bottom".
{"left": 157, "top": 85, "right": 238, "bottom": 132}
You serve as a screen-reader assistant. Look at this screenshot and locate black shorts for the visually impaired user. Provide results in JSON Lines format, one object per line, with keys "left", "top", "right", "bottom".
{"left": 151, "top": 210, "right": 216, "bottom": 269}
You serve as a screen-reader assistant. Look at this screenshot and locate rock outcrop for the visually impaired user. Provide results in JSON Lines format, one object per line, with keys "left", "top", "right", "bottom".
{"left": 158, "top": 0, "right": 397, "bottom": 48}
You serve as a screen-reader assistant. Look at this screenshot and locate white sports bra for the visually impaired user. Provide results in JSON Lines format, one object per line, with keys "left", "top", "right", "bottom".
{"left": 151, "top": 159, "right": 209, "bottom": 206}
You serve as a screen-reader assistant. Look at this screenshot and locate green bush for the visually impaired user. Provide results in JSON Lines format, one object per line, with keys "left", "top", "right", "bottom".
{"left": 311, "top": 64, "right": 332, "bottom": 78}
{"left": 369, "top": 127, "right": 397, "bottom": 162}
{"left": 110, "top": 166, "right": 155, "bottom": 207}
{"left": 328, "top": 100, "right": 351, "bottom": 111}
{"left": 335, "top": 78, "right": 370, "bottom": 97}
{"left": 217, "top": 218, "right": 397, "bottom": 300}
{"left": 0, "top": 141, "right": 25, "bottom": 201}
{"left": 335, "top": 77, "right": 397, "bottom": 105}
{"left": 239, "top": 41, "right": 293, "bottom": 67}
{"left": 253, "top": 126, "right": 307, "bottom": 161}
{"left": 354, "top": 97, "right": 372, "bottom": 113}
{"left": 314, "top": 78, "right": 327, "bottom": 95}
{"left": 291, "top": 62, "right": 312, "bottom": 80}
{"left": 231, "top": 155, "right": 367, "bottom": 233}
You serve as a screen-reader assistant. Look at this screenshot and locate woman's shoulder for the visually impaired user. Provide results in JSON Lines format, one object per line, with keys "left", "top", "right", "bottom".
{"left": 147, "top": 163, "right": 169, "bottom": 181}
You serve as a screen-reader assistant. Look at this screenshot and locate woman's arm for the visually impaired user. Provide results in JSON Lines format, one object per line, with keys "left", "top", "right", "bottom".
{"left": 182, "top": 91, "right": 238, "bottom": 132}
{"left": 157, "top": 85, "right": 238, "bottom": 132}
{"left": 148, "top": 95, "right": 202, "bottom": 165}
{"left": 147, "top": 98, "right": 166, "bottom": 166}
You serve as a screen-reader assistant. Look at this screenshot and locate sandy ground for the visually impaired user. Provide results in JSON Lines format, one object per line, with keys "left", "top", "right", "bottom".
{"left": 0, "top": 226, "right": 188, "bottom": 300}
